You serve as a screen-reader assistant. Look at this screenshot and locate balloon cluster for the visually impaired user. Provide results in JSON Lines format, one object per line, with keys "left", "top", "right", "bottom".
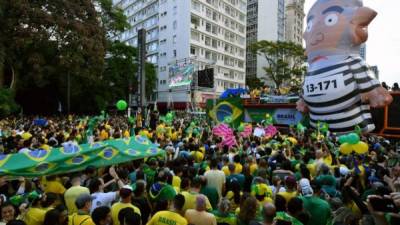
{"left": 339, "top": 133, "right": 368, "bottom": 155}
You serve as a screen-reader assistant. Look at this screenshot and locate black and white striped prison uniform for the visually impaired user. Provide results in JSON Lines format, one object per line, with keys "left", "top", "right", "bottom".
{"left": 303, "top": 56, "right": 381, "bottom": 133}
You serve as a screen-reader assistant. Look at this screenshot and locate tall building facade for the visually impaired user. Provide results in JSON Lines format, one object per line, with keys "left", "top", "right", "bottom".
{"left": 285, "top": 0, "right": 305, "bottom": 45}
{"left": 246, "top": 0, "right": 285, "bottom": 82}
{"left": 113, "top": 0, "right": 247, "bottom": 106}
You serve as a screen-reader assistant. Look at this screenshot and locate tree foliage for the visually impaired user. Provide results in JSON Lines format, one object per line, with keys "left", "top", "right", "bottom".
{"left": 250, "top": 41, "right": 307, "bottom": 89}
{"left": 246, "top": 76, "right": 264, "bottom": 90}
{"left": 0, "top": 89, "right": 19, "bottom": 117}
{"left": 0, "top": 0, "right": 157, "bottom": 114}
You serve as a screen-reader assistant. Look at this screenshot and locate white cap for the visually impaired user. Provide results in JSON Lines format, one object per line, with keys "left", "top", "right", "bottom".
{"left": 299, "top": 178, "right": 313, "bottom": 197}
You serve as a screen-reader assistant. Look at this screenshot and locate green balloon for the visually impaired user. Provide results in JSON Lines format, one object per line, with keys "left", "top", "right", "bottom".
{"left": 347, "top": 133, "right": 360, "bottom": 144}
{"left": 339, "top": 135, "right": 349, "bottom": 144}
{"left": 238, "top": 124, "right": 245, "bottom": 132}
{"left": 116, "top": 100, "right": 127, "bottom": 111}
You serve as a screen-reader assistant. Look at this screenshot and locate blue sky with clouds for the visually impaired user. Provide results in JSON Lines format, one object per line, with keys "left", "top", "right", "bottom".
{"left": 304, "top": 0, "right": 399, "bottom": 85}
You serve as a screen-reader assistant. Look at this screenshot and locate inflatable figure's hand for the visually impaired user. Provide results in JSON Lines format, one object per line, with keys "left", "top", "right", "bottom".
{"left": 296, "top": 99, "right": 309, "bottom": 113}
{"left": 361, "top": 86, "right": 393, "bottom": 108}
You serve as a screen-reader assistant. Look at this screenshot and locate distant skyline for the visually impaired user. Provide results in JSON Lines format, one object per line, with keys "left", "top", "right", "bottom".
{"left": 304, "top": 0, "right": 399, "bottom": 86}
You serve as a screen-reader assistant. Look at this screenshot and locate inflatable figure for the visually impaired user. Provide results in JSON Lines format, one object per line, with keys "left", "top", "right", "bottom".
{"left": 297, "top": 0, "right": 392, "bottom": 133}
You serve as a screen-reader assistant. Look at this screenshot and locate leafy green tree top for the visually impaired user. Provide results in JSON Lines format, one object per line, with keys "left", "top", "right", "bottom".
{"left": 250, "top": 41, "right": 307, "bottom": 90}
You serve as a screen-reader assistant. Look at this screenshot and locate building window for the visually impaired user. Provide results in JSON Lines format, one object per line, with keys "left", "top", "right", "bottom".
{"left": 173, "top": 35, "right": 177, "bottom": 44}
{"left": 190, "top": 46, "right": 196, "bottom": 55}
{"left": 173, "top": 20, "right": 177, "bottom": 29}
{"left": 173, "top": 50, "right": 177, "bottom": 57}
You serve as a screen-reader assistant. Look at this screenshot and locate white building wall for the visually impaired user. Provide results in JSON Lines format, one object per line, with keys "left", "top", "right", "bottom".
{"left": 256, "top": 0, "right": 279, "bottom": 85}
{"left": 114, "top": 0, "right": 247, "bottom": 104}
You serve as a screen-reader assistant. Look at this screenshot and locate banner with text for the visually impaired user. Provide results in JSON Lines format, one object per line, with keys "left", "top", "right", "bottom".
{"left": 244, "top": 108, "right": 309, "bottom": 126}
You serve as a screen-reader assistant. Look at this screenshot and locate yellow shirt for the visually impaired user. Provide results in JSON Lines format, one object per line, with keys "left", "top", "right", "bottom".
{"left": 181, "top": 191, "right": 212, "bottom": 212}
{"left": 222, "top": 166, "right": 230, "bottom": 176}
{"left": 111, "top": 202, "right": 141, "bottom": 225}
{"left": 172, "top": 176, "right": 182, "bottom": 192}
{"left": 68, "top": 213, "right": 95, "bottom": 225}
{"left": 323, "top": 153, "right": 333, "bottom": 166}
{"left": 24, "top": 207, "right": 46, "bottom": 225}
{"left": 64, "top": 186, "right": 90, "bottom": 215}
{"left": 251, "top": 183, "right": 273, "bottom": 203}
{"left": 278, "top": 191, "right": 298, "bottom": 203}
{"left": 250, "top": 163, "right": 258, "bottom": 175}
{"left": 234, "top": 163, "right": 242, "bottom": 174}
{"left": 45, "top": 180, "right": 66, "bottom": 195}
{"left": 147, "top": 211, "right": 188, "bottom": 225}
{"left": 100, "top": 130, "right": 109, "bottom": 140}
{"left": 123, "top": 130, "right": 130, "bottom": 138}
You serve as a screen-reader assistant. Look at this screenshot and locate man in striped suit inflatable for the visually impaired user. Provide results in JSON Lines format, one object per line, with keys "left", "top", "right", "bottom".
{"left": 297, "top": 0, "right": 393, "bottom": 133}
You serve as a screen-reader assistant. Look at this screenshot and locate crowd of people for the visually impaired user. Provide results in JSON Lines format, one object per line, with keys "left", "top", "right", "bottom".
{"left": 0, "top": 113, "right": 399, "bottom": 225}
{"left": 381, "top": 82, "right": 400, "bottom": 92}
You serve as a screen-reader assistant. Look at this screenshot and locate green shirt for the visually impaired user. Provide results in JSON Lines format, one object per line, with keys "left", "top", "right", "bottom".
{"left": 275, "top": 211, "right": 303, "bottom": 225}
{"left": 211, "top": 210, "right": 237, "bottom": 225}
{"left": 143, "top": 165, "right": 157, "bottom": 187}
{"left": 315, "top": 175, "right": 336, "bottom": 187}
{"left": 300, "top": 196, "right": 332, "bottom": 225}
{"left": 226, "top": 174, "right": 245, "bottom": 189}
{"left": 201, "top": 186, "right": 219, "bottom": 210}
{"left": 149, "top": 183, "right": 177, "bottom": 202}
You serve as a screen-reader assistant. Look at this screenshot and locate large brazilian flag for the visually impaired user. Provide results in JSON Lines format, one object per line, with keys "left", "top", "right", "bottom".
{"left": 0, "top": 136, "right": 164, "bottom": 177}
{"left": 207, "top": 97, "right": 244, "bottom": 128}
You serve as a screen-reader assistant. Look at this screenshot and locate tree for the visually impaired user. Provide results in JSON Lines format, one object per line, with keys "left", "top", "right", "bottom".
{"left": 246, "top": 76, "right": 264, "bottom": 90}
{"left": 103, "top": 41, "right": 157, "bottom": 104}
{"left": 250, "top": 41, "right": 307, "bottom": 90}
{"left": 0, "top": 89, "right": 19, "bottom": 117}
{"left": 0, "top": 0, "right": 157, "bottom": 114}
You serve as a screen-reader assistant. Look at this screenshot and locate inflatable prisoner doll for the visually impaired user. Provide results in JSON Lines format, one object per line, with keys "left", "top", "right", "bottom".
{"left": 297, "top": 0, "right": 393, "bottom": 133}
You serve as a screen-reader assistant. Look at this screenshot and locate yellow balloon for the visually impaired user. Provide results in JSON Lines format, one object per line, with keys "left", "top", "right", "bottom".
{"left": 340, "top": 143, "right": 353, "bottom": 155}
{"left": 352, "top": 141, "right": 369, "bottom": 154}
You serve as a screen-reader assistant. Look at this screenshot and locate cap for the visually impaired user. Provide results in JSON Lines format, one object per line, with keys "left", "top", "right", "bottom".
{"left": 121, "top": 185, "right": 133, "bottom": 191}
{"left": 299, "top": 178, "right": 313, "bottom": 197}
{"left": 119, "top": 185, "right": 133, "bottom": 197}
{"left": 75, "top": 193, "right": 94, "bottom": 209}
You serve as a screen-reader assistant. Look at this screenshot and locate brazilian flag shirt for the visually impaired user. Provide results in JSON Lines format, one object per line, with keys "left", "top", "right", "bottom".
{"left": 146, "top": 211, "right": 187, "bottom": 225}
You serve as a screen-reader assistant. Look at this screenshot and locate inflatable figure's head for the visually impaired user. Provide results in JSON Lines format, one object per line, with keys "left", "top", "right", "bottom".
{"left": 304, "top": 0, "right": 377, "bottom": 63}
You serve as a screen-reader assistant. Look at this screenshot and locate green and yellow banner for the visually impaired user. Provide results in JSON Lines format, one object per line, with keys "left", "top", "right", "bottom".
{"left": 0, "top": 136, "right": 164, "bottom": 177}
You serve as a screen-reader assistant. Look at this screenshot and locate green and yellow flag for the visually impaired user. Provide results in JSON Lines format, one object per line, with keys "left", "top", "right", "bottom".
{"left": 207, "top": 97, "right": 244, "bottom": 128}
{"left": 0, "top": 136, "right": 164, "bottom": 177}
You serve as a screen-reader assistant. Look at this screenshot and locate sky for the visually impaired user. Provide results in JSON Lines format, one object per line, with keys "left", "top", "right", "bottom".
{"left": 304, "top": 0, "right": 400, "bottom": 86}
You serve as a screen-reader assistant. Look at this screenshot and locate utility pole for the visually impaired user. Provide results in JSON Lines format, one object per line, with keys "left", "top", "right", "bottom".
{"left": 137, "top": 29, "right": 147, "bottom": 126}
